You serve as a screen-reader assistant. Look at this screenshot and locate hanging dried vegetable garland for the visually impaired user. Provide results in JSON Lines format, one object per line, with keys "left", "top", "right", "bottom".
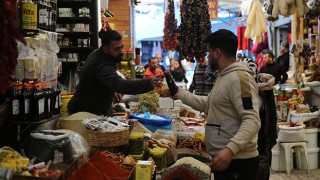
{"left": 177, "top": 0, "right": 211, "bottom": 63}
{"left": 162, "top": 0, "right": 178, "bottom": 51}
{"left": 0, "top": 0, "right": 25, "bottom": 94}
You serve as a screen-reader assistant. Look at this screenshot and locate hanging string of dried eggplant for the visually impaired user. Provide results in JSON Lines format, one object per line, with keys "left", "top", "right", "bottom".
{"left": 177, "top": 0, "right": 211, "bottom": 63}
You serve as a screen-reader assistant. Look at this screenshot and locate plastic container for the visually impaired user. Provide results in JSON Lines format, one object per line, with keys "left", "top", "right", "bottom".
{"left": 271, "top": 144, "right": 294, "bottom": 172}
{"left": 296, "top": 147, "right": 319, "bottom": 170}
{"left": 129, "top": 132, "right": 144, "bottom": 155}
{"left": 305, "top": 128, "right": 318, "bottom": 149}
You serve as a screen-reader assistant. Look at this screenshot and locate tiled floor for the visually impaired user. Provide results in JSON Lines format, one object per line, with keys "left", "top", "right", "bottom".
{"left": 270, "top": 169, "right": 320, "bottom": 180}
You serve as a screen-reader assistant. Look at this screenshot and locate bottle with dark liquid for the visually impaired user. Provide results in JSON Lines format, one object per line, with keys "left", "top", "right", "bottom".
{"left": 164, "top": 71, "right": 178, "bottom": 96}
{"left": 19, "top": 83, "right": 32, "bottom": 121}
{"left": 52, "top": 82, "right": 61, "bottom": 115}
{"left": 32, "top": 83, "right": 45, "bottom": 121}
{"left": 43, "top": 83, "right": 52, "bottom": 119}
{"left": 10, "top": 82, "right": 21, "bottom": 121}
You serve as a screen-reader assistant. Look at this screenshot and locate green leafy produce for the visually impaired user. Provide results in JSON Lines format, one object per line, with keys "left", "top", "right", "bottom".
{"left": 133, "top": 93, "right": 160, "bottom": 114}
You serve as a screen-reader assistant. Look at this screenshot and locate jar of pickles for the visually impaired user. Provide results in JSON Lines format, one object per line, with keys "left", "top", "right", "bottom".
{"left": 157, "top": 147, "right": 167, "bottom": 167}
{"left": 129, "top": 132, "right": 144, "bottom": 155}
{"left": 150, "top": 148, "right": 165, "bottom": 172}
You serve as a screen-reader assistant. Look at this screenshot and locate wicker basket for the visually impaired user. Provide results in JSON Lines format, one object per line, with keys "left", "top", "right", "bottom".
{"left": 85, "top": 128, "right": 129, "bottom": 147}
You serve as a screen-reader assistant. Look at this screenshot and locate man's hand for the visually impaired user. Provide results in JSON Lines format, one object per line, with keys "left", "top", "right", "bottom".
{"left": 211, "top": 147, "right": 234, "bottom": 172}
{"left": 113, "top": 93, "right": 122, "bottom": 103}
{"left": 152, "top": 75, "right": 164, "bottom": 87}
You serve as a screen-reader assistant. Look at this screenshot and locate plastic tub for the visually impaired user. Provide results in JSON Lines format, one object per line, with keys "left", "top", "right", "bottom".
{"left": 271, "top": 149, "right": 293, "bottom": 172}
{"left": 305, "top": 128, "right": 318, "bottom": 149}
{"left": 296, "top": 147, "right": 319, "bottom": 170}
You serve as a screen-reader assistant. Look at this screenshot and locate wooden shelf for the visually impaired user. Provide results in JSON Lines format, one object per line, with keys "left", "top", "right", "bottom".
{"left": 57, "top": 31, "right": 92, "bottom": 36}
{"left": 309, "top": 34, "right": 319, "bottom": 36}
{"left": 59, "top": 47, "right": 94, "bottom": 52}
{"left": 57, "top": 17, "right": 92, "bottom": 23}
{"left": 57, "top": 0, "right": 91, "bottom": 7}
{"left": 9, "top": 114, "right": 60, "bottom": 125}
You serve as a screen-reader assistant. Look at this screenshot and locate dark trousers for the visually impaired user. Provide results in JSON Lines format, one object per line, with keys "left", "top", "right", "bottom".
{"left": 213, "top": 157, "right": 259, "bottom": 180}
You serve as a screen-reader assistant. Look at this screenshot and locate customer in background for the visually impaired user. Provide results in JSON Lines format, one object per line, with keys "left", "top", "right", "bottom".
{"left": 173, "top": 29, "right": 260, "bottom": 180}
{"left": 170, "top": 59, "right": 188, "bottom": 83}
{"left": 144, "top": 57, "right": 164, "bottom": 78}
{"left": 189, "top": 59, "right": 218, "bottom": 96}
{"left": 276, "top": 41, "right": 290, "bottom": 72}
{"left": 144, "top": 54, "right": 166, "bottom": 72}
{"left": 260, "top": 51, "right": 288, "bottom": 84}
{"left": 155, "top": 54, "right": 166, "bottom": 72}
{"left": 67, "top": 30, "right": 160, "bottom": 116}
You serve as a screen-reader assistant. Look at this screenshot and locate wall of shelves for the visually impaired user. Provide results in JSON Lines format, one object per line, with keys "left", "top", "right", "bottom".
{"left": 57, "top": 0, "right": 99, "bottom": 84}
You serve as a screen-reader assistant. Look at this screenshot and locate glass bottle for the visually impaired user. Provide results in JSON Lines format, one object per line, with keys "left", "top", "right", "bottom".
{"left": 46, "top": 0, "right": 52, "bottom": 31}
{"left": 164, "top": 71, "right": 178, "bottom": 96}
{"left": 10, "top": 82, "right": 21, "bottom": 121}
{"left": 44, "top": 83, "right": 53, "bottom": 119}
{"left": 42, "top": 0, "right": 48, "bottom": 30}
{"left": 32, "top": 83, "right": 45, "bottom": 121}
{"left": 19, "top": 83, "right": 32, "bottom": 121}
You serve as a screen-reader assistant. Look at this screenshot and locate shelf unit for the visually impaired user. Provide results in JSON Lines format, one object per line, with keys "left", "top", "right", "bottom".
{"left": 57, "top": 0, "right": 99, "bottom": 84}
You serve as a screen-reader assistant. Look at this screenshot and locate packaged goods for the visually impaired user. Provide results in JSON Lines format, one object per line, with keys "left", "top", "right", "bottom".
{"left": 135, "top": 160, "right": 153, "bottom": 180}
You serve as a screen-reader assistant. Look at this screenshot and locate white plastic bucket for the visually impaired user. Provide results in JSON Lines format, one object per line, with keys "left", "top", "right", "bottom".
{"left": 271, "top": 149, "right": 293, "bottom": 172}
{"left": 305, "top": 128, "right": 318, "bottom": 149}
{"left": 296, "top": 147, "right": 319, "bottom": 170}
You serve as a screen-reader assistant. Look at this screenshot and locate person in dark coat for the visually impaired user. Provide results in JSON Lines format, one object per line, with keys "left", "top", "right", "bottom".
{"left": 67, "top": 30, "right": 160, "bottom": 115}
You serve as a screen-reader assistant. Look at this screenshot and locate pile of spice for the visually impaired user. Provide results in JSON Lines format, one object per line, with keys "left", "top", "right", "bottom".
{"left": 69, "top": 151, "right": 131, "bottom": 180}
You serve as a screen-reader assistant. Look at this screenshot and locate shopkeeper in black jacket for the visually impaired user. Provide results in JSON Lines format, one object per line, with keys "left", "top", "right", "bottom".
{"left": 67, "top": 30, "right": 160, "bottom": 115}
{"left": 260, "top": 51, "right": 288, "bottom": 84}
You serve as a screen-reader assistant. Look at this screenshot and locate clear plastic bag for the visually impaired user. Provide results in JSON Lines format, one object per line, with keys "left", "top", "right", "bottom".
{"left": 153, "top": 129, "right": 177, "bottom": 144}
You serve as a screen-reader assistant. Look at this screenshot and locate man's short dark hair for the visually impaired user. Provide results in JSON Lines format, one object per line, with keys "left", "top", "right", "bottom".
{"left": 265, "top": 51, "right": 275, "bottom": 59}
{"left": 281, "top": 41, "right": 289, "bottom": 49}
{"left": 205, "top": 29, "right": 238, "bottom": 58}
{"left": 99, "top": 29, "right": 122, "bottom": 47}
{"left": 148, "top": 57, "right": 156, "bottom": 63}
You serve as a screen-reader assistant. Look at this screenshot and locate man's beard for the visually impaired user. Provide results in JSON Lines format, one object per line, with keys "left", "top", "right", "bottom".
{"left": 210, "top": 59, "right": 219, "bottom": 71}
{"left": 114, "top": 54, "right": 123, "bottom": 62}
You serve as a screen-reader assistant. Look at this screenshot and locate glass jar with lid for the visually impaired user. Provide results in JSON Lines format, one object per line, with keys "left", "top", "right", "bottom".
{"left": 129, "top": 132, "right": 144, "bottom": 155}
{"left": 150, "top": 148, "right": 165, "bottom": 172}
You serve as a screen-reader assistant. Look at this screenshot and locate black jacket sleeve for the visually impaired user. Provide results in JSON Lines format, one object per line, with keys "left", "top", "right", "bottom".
{"left": 96, "top": 64, "right": 155, "bottom": 94}
{"left": 280, "top": 66, "right": 288, "bottom": 84}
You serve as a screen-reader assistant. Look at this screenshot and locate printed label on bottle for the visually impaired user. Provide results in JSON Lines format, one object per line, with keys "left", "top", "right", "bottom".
{"left": 55, "top": 96, "right": 59, "bottom": 108}
{"left": 49, "top": 12, "right": 52, "bottom": 25}
{"left": 44, "top": 9, "right": 48, "bottom": 26}
{"left": 12, "top": 100, "right": 20, "bottom": 115}
{"left": 25, "top": 99, "right": 30, "bottom": 114}
{"left": 39, "top": 98, "right": 45, "bottom": 115}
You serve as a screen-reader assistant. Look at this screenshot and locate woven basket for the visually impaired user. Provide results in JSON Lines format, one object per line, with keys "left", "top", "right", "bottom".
{"left": 85, "top": 128, "right": 129, "bottom": 147}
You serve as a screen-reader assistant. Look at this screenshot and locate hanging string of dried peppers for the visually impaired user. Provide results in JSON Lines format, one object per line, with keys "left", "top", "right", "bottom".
{"left": 177, "top": 0, "right": 211, "bottom": 63}
{"left": 162, "top": 0, "right": 178, "bottom": 51}
{"left": 0, "top": 0, "right": 26, "bottom": 94}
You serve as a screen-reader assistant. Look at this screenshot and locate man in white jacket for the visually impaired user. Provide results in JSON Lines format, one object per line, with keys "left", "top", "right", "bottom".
{"left": 174, "top": 29, "right": 261, "bottom": 180}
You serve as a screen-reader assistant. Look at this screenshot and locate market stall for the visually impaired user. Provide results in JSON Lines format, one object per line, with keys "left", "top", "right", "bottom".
{"left": 2, "top": 0, "right": 320, "bottom": 179}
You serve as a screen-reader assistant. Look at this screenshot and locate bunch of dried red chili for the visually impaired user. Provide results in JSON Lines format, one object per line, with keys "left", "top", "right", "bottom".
{"left": 69, "top": 151, "right": 131, "bottom": 180}
{"left": 162, "top": 0, "right": 178, "bottom": 51}
{"left": 0, "top": 0, "right": 25, "bottom": 95}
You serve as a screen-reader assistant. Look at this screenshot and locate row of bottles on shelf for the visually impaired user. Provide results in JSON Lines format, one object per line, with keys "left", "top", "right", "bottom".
{"left": 20, "top": 0, "right": 57, "bottom": 32}
{"left": 9, "top": 80, "right": 61, "bottom": 122}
